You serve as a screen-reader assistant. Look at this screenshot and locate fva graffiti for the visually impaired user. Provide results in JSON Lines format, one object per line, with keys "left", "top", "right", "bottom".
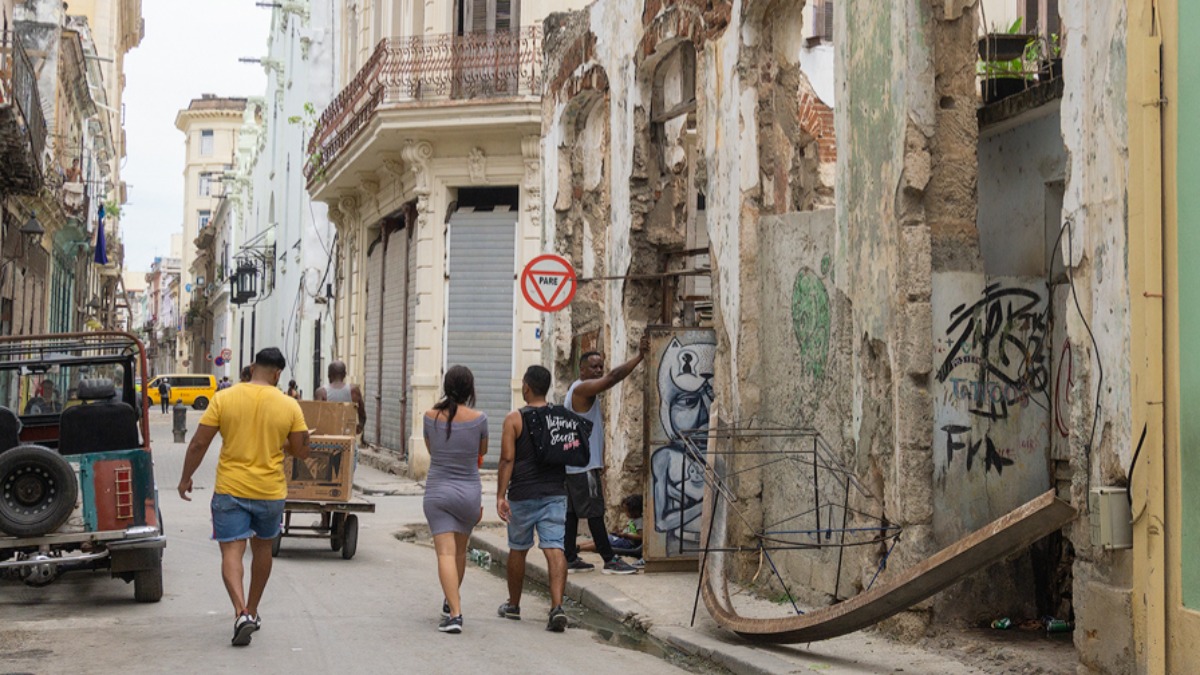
{"left": 935, "top": 281, "right": 1050, "bottom": 476}
{"left": 646, "top": 332, "right": 716, "bottom": 560}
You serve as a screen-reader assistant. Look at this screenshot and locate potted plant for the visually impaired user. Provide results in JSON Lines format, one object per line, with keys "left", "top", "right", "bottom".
{"left": 978, "top": 18, "right": 1037, "bottom": 61}
{"left": 1035, "top": 33, "right": 1063, "bottom": 81}
{"left": 977, "top": 19, "right": 1036, "bottom": 104}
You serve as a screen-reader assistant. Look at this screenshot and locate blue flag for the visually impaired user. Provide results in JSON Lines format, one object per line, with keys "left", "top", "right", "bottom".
{"left": 94, "top": 203, "right": 108, "bottom": 265}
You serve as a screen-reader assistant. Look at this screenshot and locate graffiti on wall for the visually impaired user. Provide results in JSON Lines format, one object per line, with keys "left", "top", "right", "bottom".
{"left": 932, "top": 274, "right": 1053, "bottom": 538}
{"left": 645, "top": 330, "right": 716, "bottom": 561}
{"left": 792, "top": 255, "right": 832, "bottom": 380}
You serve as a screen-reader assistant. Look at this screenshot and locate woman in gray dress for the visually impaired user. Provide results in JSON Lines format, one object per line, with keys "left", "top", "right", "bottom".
{"left": 422, "top": 365, "right": 487, "bottom": 633}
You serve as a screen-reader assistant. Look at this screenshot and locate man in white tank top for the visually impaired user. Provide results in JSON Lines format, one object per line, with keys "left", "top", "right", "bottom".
{"left": 314, "top": 361, "right": 367, "bottom": 435}
{"left": 562, "top": 334, "right": 649, "bottom": 575}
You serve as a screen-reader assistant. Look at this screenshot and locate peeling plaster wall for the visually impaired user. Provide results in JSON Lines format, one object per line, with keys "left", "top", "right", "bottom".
{"left": 1059, "top": 1, "right": 1134, "bottom": 672}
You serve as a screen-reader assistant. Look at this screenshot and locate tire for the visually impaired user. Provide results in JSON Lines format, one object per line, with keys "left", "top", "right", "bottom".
{"left": 192, "top": 397, "right": 209, "bottom": 411}
{"left": 341, "top": 515, "right": 358, "bottom": 560}
{"left": 0, "top": 445, "right": 79, "bottom": 537}
{"left": 271, "top": 534, "right": 282, "bottom": 557}
{"left": 133, "top": 554, "right": 163, "bottom": 603}
{"left": 330, "top": 512, "right": 345, "bottom": 552}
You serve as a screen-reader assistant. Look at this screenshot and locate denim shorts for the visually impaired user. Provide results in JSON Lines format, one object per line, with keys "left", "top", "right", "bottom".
{"left": 211, "top": 493, "right": 286, "bottom": 542}
{"left": 507, "top": 496, "right": 567, "bottom": 551}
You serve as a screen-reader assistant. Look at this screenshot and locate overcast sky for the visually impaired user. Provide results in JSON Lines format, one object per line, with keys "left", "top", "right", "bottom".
{"left": 121, "top": 1, "right": 270, "bottom": 273}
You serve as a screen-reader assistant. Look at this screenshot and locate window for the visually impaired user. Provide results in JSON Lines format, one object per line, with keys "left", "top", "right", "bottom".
{"left": 199, "top": 173, "right": 211, "bottom": 197}
{"left": 1023, "top": 0, "right": 1061, "bottom": 38}
{"left": 199, "top": 129, "right": 214, "bottom": 156}
{"left": 811, "top": 0, "right": 834, "bottom": 43}
{"left": 198, "top": 210, "right": 211, "bottom": 229}
{"left": 458, "top": 0, "right": 518, "bottom": 35}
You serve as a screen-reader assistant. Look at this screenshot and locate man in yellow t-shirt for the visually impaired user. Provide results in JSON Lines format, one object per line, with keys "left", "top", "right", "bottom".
{"left": 178, "top": 347, "right": 310, "bottom": 647}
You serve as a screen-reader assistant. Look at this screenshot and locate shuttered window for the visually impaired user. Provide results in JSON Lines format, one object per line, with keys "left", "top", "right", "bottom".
{"left": 460, "top": 0, "right": 518, "bottom": 35}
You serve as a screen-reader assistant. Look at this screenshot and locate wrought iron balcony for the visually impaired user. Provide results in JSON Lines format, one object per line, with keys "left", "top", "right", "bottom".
{"left": 305, "top": 27, "right": 542, "bottom": 183}
{"left": 0, "top": 31, "right": 46, "bottom": 194}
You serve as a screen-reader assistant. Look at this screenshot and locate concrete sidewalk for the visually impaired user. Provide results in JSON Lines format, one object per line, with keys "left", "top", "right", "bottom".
{"left": 351, "top": 457, "right": 1070, "bottom": 674}
{"left": 467, "top": 528, "right": 996, "bottom": 675}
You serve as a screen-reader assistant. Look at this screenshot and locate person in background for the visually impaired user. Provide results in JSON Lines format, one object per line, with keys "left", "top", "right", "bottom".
{"left": 314, "top": 361, "right": 367, "bottom": 436}
{"left": 421, "top": 366, "right": 487, "bottom": 634}
{"left": 286, "top": 380, "right": 301, "bottom": 400}
{"left": 217, "top": 376, "right": 232, "bottom": 391}
{"left": 177, "top": 348, "right": 310, "bottom": 647}
{"left": 157, "top": 377, "right": 171, "bottom": 414}
{"left": 579, "top": 494, "right": 643, "bottom": 564}
{"left": 239, "top": 366, "right": 252, "bottom": 383}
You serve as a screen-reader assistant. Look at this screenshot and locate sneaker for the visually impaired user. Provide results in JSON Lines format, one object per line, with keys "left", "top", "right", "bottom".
{"left": 438, "top": 615, "right": 463, "bottom": 634}
{"left": 547, "top": 605, "right": 569, "bottom": 632}
{"left": 497, "top": 601, "right": 521, "bottom": 620}
{"left": 232, "top": 612, "right": 260, "bottom": 646}
{"left": 442, "top": 599, "right": 450, "bottom": 618}
{"left": 602, "top": 557, "right": 637, "bottom": 575}
{"left": 631, "top": 558, "right": 646, "bottom": 569}
{"left": 566, "top": 558, "right": 595, "bottom": 573}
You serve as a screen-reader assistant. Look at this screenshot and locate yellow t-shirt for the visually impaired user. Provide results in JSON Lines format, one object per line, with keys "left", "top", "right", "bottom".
{"left": 199, "top": 383, "right": 308, "bottom": 501}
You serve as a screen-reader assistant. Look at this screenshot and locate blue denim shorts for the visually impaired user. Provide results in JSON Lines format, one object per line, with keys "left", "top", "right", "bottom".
{"left": 507, "top": 496, "right": 567, "bottom": 551}
{"left": 211, "top": 493, "right": 285, "bottom": 542}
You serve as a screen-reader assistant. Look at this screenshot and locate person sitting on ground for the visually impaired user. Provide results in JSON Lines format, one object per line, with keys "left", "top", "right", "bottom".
{"left": 579, "top": 495, "right": 643, "bottom": 557}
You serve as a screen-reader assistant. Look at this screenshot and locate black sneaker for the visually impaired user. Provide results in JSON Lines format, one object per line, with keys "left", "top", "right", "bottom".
{"left": 232, "top": 612, "right": 260, "bottom": 646}
{"left": 567, "top": 558, "right": 595, "bottom": 573}
{"left": 442, "top": 599, "right": 450, "bottom": 618}
{"left": 497, "top": 601, "right": 521, "bottom": 620}
{"left": 602, "top": 557, "right": 637, "bottom": 575}
{"left": 547, "top": 606, "right": 568, "bottom": 632}
{"left": 438, "top": 615, "right": 463, "bottom": 633}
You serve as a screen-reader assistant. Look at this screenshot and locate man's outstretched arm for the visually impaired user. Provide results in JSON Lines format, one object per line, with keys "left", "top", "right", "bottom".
{"left": 571, "top": 334, "right": 650, "bottom": 404}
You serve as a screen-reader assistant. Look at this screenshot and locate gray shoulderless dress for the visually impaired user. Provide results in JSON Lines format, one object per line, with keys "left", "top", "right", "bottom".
{"left": 422, "top": 413, "right": 487, "bottom": 535}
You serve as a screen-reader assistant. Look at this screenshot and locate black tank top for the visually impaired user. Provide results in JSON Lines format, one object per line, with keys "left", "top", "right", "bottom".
{"left": 508, "top": 406, "right": 566, "bottom": 501}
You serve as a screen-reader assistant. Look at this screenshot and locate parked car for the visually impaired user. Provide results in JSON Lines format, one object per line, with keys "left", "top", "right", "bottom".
{"left": 145, "top": 373, "right": 217, "bottom": 410}
{"left": 0, "top": 332, "right": 165, "bottom": 602}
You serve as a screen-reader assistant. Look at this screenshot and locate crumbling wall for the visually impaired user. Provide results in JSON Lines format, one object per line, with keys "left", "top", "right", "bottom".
{"left": 1059, "top": 1, "right": 1134, "bottom": 672}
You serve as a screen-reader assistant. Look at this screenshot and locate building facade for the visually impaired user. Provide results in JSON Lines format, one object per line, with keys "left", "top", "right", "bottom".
{"left": 175, "top": 95, "right": 246, "bottom": 371}
{"left": 539, "top": 0, "right": 1194, "bottom": 672}
{"left": 306, "top": 0, "right": 590, "bottom": 464}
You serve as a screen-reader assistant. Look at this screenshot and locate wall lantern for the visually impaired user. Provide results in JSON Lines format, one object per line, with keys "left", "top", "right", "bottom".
{"left": 20, "top": 212, "right": 45, "bottom": 246}
{"left": 230, "top": 261, "right": 258, "bottom": 305}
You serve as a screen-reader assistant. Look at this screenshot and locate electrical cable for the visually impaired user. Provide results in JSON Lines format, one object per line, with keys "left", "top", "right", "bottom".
{"left": 1057, "top": 218, "right": 1104, "bottom": 494}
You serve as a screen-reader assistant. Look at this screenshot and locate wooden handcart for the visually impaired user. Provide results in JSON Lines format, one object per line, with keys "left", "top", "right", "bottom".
{"left": 271, "top": 497, "right": 375, "bottom": 560}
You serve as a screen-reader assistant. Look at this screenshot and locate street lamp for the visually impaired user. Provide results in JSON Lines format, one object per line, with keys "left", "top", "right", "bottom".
{"left": 230, "top": 260, "right": 258, "bottom": 305}
{"left": 19, "top": 212, "right": 44, "bottom": 247}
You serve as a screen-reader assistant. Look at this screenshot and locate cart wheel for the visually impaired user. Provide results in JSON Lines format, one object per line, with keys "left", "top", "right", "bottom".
{"left": 271, "top": 533, "right": 282, "bottom": 557}
{"left": 341, "top": 515, "right": 359, "bottom": 560}
{"left": 134, "top": 553, "right": 163, "bottom": 603}
{"left": 330, "top": 512, "right": 345, "bottom": 552}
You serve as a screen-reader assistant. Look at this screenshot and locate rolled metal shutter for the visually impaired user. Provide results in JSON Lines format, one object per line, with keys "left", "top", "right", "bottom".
{"left": 378, "top": 234, "right": 407, "bottom": 450}
{"left": 362, "top": 239, "right": 383, "bottom": 446}
{"left": 446, "top": 210, "right": 516, "bottom": 465}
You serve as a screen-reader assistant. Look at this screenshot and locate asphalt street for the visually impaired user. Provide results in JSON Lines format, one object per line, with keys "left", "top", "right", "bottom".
{"left": 0, "top": 411, "right": 685, "bottom": 674}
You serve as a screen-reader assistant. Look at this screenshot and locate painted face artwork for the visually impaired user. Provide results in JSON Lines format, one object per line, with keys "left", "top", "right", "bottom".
{"left": 658, "top": 337, "right": 716, "bottom": 449}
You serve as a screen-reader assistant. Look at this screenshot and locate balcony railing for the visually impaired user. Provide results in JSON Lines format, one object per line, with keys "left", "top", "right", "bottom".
{"left": 0, "top": 30, "right": 47, "bottom": 194}
{"left": 305, "top": 26, "right": 542, "bottom": 182}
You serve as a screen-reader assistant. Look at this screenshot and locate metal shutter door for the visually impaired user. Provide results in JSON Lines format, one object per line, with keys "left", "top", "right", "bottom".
{"left": 362, "top": 241, "right": 383, "bottom": 446}
{"left": 447, "top": 211, "right": 516, "bottom": 465}
{"left": 378, "top": 235, "right": 407, "bottom": 450}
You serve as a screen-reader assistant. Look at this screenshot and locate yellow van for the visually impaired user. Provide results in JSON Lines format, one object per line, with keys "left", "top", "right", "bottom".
{"left": 146, "top": 374, "right": 218, "bottom": 410}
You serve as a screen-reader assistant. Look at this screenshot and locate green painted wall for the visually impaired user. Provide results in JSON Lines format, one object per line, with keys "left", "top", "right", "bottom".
{"left": 1179, "top": 0, "right": 1200, "bottom": 610}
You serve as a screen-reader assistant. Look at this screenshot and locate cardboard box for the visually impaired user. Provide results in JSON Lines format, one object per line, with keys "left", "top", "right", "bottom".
{"left": 298, "top": 401, "right": 358, "bottom": 436}
{"left": 285, "top": 435, "right": 355, "bottom": 502}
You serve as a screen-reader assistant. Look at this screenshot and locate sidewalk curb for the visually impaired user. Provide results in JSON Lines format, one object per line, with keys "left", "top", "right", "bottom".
{"left": 468, "top": 531, "right": 795, "bottom": 675}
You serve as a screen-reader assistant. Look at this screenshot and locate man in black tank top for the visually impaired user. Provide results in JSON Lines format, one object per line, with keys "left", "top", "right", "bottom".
{"left": 495, "top": 366, "right": 570, "bottom": 632}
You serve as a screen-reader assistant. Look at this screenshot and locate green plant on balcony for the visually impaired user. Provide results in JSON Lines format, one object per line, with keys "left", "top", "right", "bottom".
{"left": 289, "top": 102, "right": 327, "bottom": 183}
{"left": 977, "top": 18, "right": 1037, "bottom": 104}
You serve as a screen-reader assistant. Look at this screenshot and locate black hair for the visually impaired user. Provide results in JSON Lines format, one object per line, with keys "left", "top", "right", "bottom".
{"left": 255, "top": 347, "right": 287, "bottom": 371}
{"left": 433, "top": 365, "right": 476, "bottom": 439}
{"left": 578, "top": 351, "right": 602, "bottom": 367}
{"left": 328, "top": 361, "right": 347, "bottom": 381}
{"left": 239, "top": 366, "right": 252, "bottom": 382}
{"left": 523, "top": 365, "right": 551, "bottom": 397}
{"left": 622, "top": 494, "right": 643, "bottom": 518}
